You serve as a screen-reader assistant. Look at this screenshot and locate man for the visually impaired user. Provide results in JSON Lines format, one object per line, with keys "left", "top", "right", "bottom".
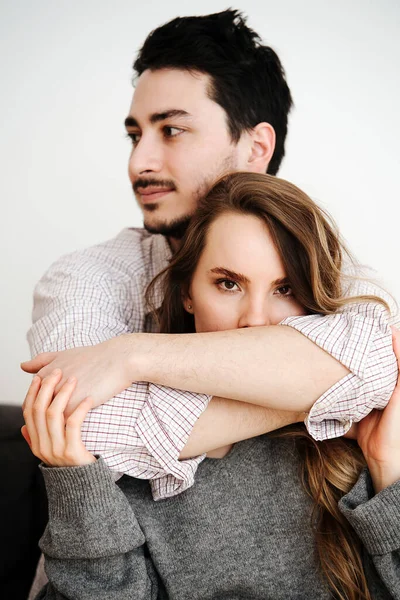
{"left": 23, "top": 9, "right": 397, "bottom": 496}
{"left": 24, "top": 9, "right": 400, "bottom": 599}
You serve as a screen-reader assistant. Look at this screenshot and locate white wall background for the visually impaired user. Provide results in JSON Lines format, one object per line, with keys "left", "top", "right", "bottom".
{"left": 1, "top": 0, "right": 398, "bottom": 405}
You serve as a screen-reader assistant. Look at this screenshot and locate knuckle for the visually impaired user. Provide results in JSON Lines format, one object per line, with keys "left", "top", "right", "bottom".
{"left": 46, "top": 408, "right": 58, "bottom": 421}
{"left": 63, "top": 449, "right": 77, "bottom": 463}
{"left": 32, "top": 403, "right": 43, "bottom": 417}
{"left": 52, "top": 449, "right": 64, "bottom": 462}
{"left": 37, "top": 442, "right": 47, "bottom": 456}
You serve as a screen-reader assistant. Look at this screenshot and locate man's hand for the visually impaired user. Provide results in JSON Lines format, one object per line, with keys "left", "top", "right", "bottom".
{"left": 356, "top": 327, "right": 400, "bottom": 493}
{"left": 21, "top": 336, "right": 136, "bottom": 417}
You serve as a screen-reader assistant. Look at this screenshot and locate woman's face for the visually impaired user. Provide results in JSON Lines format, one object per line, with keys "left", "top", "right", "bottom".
{"left": 183, "top": 212, "right": 306, "bottom": 332}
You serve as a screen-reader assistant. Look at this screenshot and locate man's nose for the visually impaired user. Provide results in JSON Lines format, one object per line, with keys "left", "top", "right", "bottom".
{"left": 128, "top": 135, "right": 163, "bottom": 178}
{"left": 238, "top": 298, "right": 271, "bottom": 328}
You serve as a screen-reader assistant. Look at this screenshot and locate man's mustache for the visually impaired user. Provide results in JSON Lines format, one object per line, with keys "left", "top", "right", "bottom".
{"left": 133, "top": 178, "right": 177, "bottom": 192}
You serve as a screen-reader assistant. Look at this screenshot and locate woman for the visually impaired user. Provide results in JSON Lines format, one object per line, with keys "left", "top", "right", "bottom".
{"left": 24, "top": 173, "right": 400, "bottom": 599}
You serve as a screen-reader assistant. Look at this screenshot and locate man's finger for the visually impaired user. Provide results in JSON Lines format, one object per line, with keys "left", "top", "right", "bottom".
{"left": 20, "top": 352, "right": 58, "bottom": 373}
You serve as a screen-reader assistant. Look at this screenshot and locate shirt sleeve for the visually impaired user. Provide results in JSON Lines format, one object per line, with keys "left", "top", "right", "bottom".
{"left": 281, "top": 289, "right": 398, "bottom": 440}
{"left": 81, "top": 383, "right": 210, "bottom": 501}
{"left": 28, "top": 247, "right": 210, "bottom": 500}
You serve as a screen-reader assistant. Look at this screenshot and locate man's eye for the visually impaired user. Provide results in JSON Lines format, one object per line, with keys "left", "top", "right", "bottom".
{"left": 217, "top": 279, "right": 240, "bottom": 292}
{"left": 163, "top": 126, "right": 183, "bottom": 138}
{"left": 126, "top": 132, "right": 141, "bottom": 145}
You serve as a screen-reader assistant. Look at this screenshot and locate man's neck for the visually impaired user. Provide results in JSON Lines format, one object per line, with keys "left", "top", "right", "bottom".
{"left": 167, "top": 236, "right": 182, "bottom": 253}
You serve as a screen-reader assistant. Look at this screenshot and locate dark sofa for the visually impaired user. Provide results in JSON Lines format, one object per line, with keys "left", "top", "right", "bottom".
{"left": 0, "top": 404, "right": 48, "bottom": 599}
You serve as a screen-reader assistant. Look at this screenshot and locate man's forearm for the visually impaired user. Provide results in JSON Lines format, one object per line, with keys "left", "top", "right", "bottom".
{"left": 179, "top": 396, "right": 304, "bottom": 458}
{"left": 132, "top": 326, "right": 349, "bottom": 413}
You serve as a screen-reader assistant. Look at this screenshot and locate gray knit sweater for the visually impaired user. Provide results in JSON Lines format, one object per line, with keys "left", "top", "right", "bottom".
{"left": 36, "top": 435, "right": 400, "bottom": 599}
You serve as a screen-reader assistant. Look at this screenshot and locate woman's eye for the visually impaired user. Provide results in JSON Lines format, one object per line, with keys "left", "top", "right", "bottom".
{"left": 217, "top": 279, "right": 239, "bottom": 292}
{"left": 276, "top": 285, "right": 293, "bottom": 296}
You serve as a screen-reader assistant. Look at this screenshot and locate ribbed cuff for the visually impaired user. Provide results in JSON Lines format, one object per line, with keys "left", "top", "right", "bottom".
{"left": 40, "top": 457, "right": 119, "bottom": 520}
{"left": 339, "top": 468, "right": 400, "bottom": 555}
{"left": 39, "top": 458, "right": 144, "bottom": 559}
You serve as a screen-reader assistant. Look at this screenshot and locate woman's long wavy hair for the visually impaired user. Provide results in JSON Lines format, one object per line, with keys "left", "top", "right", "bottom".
{"left": 147, "top": 172, "right": 388, "bottom": 600}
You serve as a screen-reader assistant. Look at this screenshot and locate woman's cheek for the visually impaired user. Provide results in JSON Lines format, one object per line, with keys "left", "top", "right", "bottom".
{"left": 194, "top": 297, "right": 238, "bottom": 332}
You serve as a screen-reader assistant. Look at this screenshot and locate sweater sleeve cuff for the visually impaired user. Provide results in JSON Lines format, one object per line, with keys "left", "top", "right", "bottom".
{"left": 39, "top": 458, "right": 144, "bottom": 559}
{"left": 40, "top": 457, "right": 118, "bottom": 518}
{"left": 339, "top": 468, "right": 400, "bottom": 555}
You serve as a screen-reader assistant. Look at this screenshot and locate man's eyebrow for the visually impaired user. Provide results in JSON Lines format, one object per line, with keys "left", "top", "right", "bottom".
{"left": 124, "top": 109, "right": 192, "bottom": 129}
{"left": 209, "top": 267, "right": 250, "bottom": 285}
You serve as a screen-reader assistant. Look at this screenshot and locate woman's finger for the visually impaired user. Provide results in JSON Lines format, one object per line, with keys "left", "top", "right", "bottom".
{"left": 392, "top": 327, "right": 400, "bottom": 376}
{"left": 64, "top": 397, "right": 96, "bottom": 466}
{"left": 46, "top": 377, "right": 77, "bottom": 459}
{"left": 31, "top": 370, "right": 62, "bottom": 461}
{"left": 21, "top": 424, "right": 32, "bottom": 447}
{"left": 22, "top": 376, "right": 42, "bottom": 455}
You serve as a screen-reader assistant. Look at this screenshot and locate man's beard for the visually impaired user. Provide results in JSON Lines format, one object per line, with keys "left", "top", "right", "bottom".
{"left": 144, "top": 213, "right": 193, "bottom": 239}
{"left": 141, "top": 154, "right": 238, "bottom": 240}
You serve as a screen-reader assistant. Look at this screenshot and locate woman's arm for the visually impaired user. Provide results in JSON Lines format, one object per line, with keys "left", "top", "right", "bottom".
{"left": 339, "top": 472, "right": 400, "bottom": 599}
{"left": 22, "top": 375, "right": 158, "bottom": 600}
{"left": 338, "top": 329, "right": 400, "bottom": 598}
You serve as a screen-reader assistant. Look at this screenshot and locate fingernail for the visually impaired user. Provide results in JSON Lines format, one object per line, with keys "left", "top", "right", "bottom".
{"left": 52, "top": 368, "right": 61, "bottom": 376}
{"left": 67, "top": 376, "right": 76, "bottom": 383}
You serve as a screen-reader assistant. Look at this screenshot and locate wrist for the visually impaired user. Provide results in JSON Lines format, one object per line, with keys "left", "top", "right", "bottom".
{"left": 368, "top": 460, "right": 400, "bottom": 494}
{"left": 124, "top": 332, "right": 159, "bottom": 383}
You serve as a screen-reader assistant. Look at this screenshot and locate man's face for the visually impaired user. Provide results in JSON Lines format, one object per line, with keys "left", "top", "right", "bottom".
{"left": 125, "top": 68, "right": 248, "bottom": 240}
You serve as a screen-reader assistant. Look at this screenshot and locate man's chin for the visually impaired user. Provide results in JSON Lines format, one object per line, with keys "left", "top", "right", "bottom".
{"left": 143, "top": 215, "right": 193, "bottom": 240}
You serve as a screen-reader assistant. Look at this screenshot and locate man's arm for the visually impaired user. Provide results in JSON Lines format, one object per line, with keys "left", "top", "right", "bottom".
{"left": 25, "top": 242, "right": 305, "bottom": 491}
{"left": 24, "top": 299, "right": 397, "bottom": 442}
{"left": 132, "top": 326, "right": 348, "bottom": 411}
{"left": 180, "top": 397, "right": 304, "bottom": 458}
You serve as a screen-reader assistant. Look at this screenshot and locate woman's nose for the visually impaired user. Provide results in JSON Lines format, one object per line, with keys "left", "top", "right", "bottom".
{"left": 238, "top": 299, "right": 271, "bottom": 328}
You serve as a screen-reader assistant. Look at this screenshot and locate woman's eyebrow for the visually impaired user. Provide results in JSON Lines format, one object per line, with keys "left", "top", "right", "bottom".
{"left": 208, "top": 267, "right": 250, "bottom": 284}
{"left": 271, "top": 277, "right": 290, "bottom": 287}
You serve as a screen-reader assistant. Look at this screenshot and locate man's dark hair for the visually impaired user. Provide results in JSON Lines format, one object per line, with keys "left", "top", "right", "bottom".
{"left": 133, "top": 9, "right": 293, "bottom": 175}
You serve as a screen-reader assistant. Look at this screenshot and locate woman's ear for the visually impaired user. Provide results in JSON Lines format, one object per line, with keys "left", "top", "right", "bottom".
{"left": 182, "top": 290, "right": 194, "bottom": 314}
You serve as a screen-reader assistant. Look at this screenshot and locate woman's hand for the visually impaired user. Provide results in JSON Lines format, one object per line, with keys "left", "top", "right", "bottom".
{"left": 20, "top": 336, "right": 137, "bottom": 417}
{"left": 21, "top": 369, "right": 96, "bottom": 467}
{"left": 356, "top": 327, "right": 400, "bottom": 493}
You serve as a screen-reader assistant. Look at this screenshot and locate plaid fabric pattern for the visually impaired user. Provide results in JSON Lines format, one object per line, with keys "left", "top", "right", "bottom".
{"left": 28, "top": 229, "right": 399, "bottom": 499}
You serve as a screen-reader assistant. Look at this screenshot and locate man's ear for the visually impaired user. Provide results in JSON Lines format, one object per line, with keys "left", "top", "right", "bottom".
{"left": 247, "top": 123, "right": 276, "bottom": 173}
